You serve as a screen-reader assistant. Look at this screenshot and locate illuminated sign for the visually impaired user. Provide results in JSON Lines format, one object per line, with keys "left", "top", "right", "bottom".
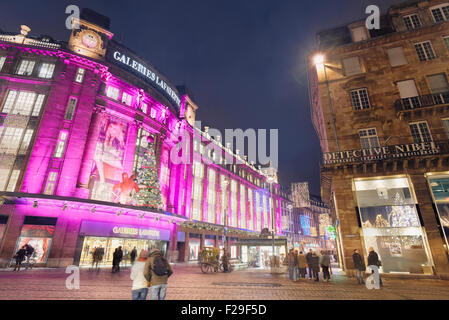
{"left": 79, "top": 221, "right": 170, "bottom": 241}
{"left": 324, "top": 142, "right": 440, "bottom": 165}
{"left": 110, "top": 50, "right": 181, "bottom": 108}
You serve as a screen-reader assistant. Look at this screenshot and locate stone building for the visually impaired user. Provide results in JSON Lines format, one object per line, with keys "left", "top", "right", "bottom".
{"left": 308, "top": 0, "right": 449, "bottom": 277}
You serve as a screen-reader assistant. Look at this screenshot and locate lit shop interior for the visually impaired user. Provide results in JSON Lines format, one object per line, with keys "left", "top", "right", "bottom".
{"left": 354, "top": 177, "right": 434, "bottom": 274}
{"left": 78, "top": 236, "right": 168, "bottom": 266}
{"left": 237, "top": 238, "right": 287, "bottom": 268}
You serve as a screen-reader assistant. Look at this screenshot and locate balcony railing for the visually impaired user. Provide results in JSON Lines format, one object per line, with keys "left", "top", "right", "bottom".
{"left": 394, "top": 92, "right": 449, "bottom": 112}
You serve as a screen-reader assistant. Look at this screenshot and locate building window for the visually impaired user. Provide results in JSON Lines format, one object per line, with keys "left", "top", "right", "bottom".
{"left": 342, "top": 57, "right": 362, "bottom": 76}
{"left": 64, "top": 97, "right": 77, "bottom": 120}
{"left": 359, "top": 128, "right": 380, "bottom": 149}
{"left": 150, "top": 108, "right": 157, "bottom": 119}
{"left": 427, "top": 73, "right": 449, "bottom": 104}
{"left": 0, "top": 127, "right": 24, "bottom": 154}
{"left": 397, "top": 80, "right": 420, "bottom": 109}
{"left": 230, "top": 180, "right": 237, "bottom": 227}
{"left": 38, "top": 63, "right": 55, "bottom": 79}
{"left": 387, "top": 47, "right": 407, "bottom": 67}
{"left": 16, "top": 60, "right": 35, "bottom": 76}
{"left": 207, "top": 169, "right": 216, "bottom": 224}
{"left": 350, "top": 88, "right": 371, "bottom": 110}
{"left": 0, "top": 56, "right": 5, "bottom": 72}
{"left": 6, "top": 169, "right": 20, "bottom": 192}
{"left": 350, "top": 26, "right": 369, "bottom": 42}
{"left": 44, "top": 172, "right": 58, "bottom": 195}
{"left": 409, "top": 121, "right": 432, "bottom": 143}
{"left": 18, "top": 129, "right": 33, "bottom": 154}
{"left": 106, "top": 86, "right": 120, "bottom": 100}
{"left": 442, "top": 118, "right": 449, "bottom": 139}
{"left": 141, "top": 102, "right": 148, "bottom": 114}
{"left": 430, "top": 3, "right": 449, "bottom": 23}
{"left": 414, "top": 41, "right": 436, "bottom": 61}
{"left": 54, "top": 131, "right": 68, "bottom": 158}
{"left": 1, "top": 90, "right": 45, "bottom": 117}
{"left": 444, "top": 36, "right": 449, "bottom": 50}
{"left": 75, "top": 68, "right": 85, "bottom": 83}
{"left": 122, "top": 92, "right": 132, "bottom": 106}
{"left": 403, "top": 14, "right": 421, "bottom": 30}
{"left": 240, "top": 185, "right": 246, "bottom": 229}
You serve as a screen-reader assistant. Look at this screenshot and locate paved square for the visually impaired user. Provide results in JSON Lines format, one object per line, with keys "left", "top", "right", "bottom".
{"left": 0, "top": 265, "right": 448, "bottom": 300}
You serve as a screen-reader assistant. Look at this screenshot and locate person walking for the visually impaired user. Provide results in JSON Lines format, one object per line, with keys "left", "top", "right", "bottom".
{"left": 130, "top": 250, "right": 149, "bottom": 300}
{"left": 306, "top": 249, "right": 313, "bottom": 279}
{"left": 130, "top": 247, "right": 137, "bottom": 265}
{"left": 297, "top": 251, "right": 307, "bottom": 279}
{"left": 287, "top": 249, "right": 296, "bottom": 281}
{"left": 319, "top": 250, "right": 331, "bottom": 282}
{"left": 294, "top": 250, "right": 299, "bottom": 281}
{"left": 310, "top": 251, "right": 320, "bottom": 282}
{"left": 112, "top": 246, "right": 123, "bottom": 273}
{"left": 24, "top": 244, "right": 34, "bottom": 270}
{"left": 352, "top": 249, "right": 365, "bottom": 285}
{"left": 367, "top": 247, "right": 381, "bottom": 289}
{"left": 13, "top": 246, "right": 27, "bottom": 271}
{"left": 144, "top": 248, "right": 173, "bottom": 300}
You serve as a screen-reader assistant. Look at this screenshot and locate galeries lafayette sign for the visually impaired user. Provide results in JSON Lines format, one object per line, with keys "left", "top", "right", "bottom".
{"left": 323, "top": 142, "right": 440, "bottom": 165}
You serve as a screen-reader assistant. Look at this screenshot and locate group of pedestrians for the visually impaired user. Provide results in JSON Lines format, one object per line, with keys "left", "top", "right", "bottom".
{"left": 13, "top": 243, "right": 35, "bottom": 271}
{"left": 287, "top": 249, "right": 332, "bottom": 282}
{"left": 130, "top": 248, "right": 173, "bottom": 300}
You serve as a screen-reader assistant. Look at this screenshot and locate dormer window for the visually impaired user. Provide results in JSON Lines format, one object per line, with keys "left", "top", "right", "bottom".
{"left": 16, "top": 60, "right": 35, "bottom": 76}
{"left": 350, "top": 25, "right": 369, "bottom": 42}
{"left": 106, "top": 86, "right": 119, "bottom": 100}
{"left": 122, "top": 92, "right": 132, "bottom": 106}
{"left": 403, "top": 14, "right": 421, "bottom": 30}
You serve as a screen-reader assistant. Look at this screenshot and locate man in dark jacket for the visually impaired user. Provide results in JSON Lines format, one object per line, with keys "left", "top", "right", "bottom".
{"left": 306, "top": 249, "right": 313, "bottom": 279}
{"left": 130, "top": 247, "right": 137, "bottom": 265}
{"left": 144, "top": 248, "right": 173, "bottom": 300}
{"left": 112, "top": 246, "right": 123, "bottom": 273}
{"left": 13, "top": 246, "right": 27, "bottom": 271}
{"left": 352, "top": 249, "right": 365, "bottom": 284}
{"left": 309, "top": 252, "right": 320, "bottom": 282}
{"left": 24, "top": 244, "right": 34, "bottom": 270}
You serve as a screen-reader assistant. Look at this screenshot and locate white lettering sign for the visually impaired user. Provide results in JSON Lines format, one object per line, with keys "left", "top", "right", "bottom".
{"left": 112, "top": 51, "right": 181, "bottom": 107}
{"left": 112, "top": 226, "right": 160, "bottom": 238}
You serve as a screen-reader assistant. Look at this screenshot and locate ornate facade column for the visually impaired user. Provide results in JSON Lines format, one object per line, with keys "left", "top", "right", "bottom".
{"left": 74, "top": 106, "right": 105, "bottom": 198}
{"left": 122, "top": 120, "right": 139, "bottom": 177}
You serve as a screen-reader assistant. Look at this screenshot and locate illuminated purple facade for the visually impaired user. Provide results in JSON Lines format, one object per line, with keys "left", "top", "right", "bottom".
{"left": 0, "top": 11, "right": 283, "bottom": 267}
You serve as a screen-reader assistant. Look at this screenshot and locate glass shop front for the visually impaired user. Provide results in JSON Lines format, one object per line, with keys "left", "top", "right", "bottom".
{"left": 427, "top": 174, "right": 449, "bottom": 252}
{"left": 354, "top": 176, "right": 433, "bottom": 274}
{"left": 77, "top": 221, "right": 170, "bottom": 267}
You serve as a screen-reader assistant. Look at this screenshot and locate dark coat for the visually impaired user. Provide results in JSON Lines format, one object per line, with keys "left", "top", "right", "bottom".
{"left": 306, "top": 252, "right": 313, "bottom": 264}
{"left": 352, "top": 253, "right": 365, "bottom": 271}
{"left": 309, "top": 254, "right": 320, "bottom": 270}
{"left": 112, "top": 249, "right": 123, "bottom": 265}
{"left": 367, "top": 251, "right": 380, "bottom": 267}
{"left": 130, "top": 249, "right": 137, "bottom": 261}
{"left": 15, "top": 248, "right": 26, "bottom": 263}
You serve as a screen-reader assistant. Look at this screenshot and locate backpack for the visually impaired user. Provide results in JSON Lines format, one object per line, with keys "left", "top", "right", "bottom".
{"left": 152, "top": 255, "right": 172, "bottom": 277}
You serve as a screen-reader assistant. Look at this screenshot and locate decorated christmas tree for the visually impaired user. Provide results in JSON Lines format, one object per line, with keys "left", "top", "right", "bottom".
{"left": 134, "top": 146, "right": 163, "bottom": 209}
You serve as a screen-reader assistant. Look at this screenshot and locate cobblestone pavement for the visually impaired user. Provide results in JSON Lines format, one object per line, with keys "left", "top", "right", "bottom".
{"left": 0, "top": 264, "right": 448, "bottom": 300}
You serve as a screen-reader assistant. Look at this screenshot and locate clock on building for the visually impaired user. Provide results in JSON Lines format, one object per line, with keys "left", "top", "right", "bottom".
{"left": 81, "top": 31, "right": 99, "bottom": 49}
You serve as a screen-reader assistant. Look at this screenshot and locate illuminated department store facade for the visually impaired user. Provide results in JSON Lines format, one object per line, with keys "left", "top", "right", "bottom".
{"left": 0, "top": 10, "right": 283, "bottom": 268}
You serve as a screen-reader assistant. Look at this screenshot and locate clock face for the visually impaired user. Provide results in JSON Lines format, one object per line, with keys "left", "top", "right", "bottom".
{"left": 82, "top": 32, "right": 98, "bottom": 49}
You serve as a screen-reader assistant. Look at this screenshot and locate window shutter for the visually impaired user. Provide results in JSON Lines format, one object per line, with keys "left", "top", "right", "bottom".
{"left": 387, "top": 47, "right": 407, "bottom": 67}
{"left": 427, "top": 74, "right": 449, "bottom": 93}
{"left": 397, "top": 80, "right": 419, "bottom": 98}
{"left": 343, "top": 57, "right": 362, "bottom": 76}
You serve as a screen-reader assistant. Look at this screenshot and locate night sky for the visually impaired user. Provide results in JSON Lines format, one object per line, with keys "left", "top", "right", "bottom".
{"left": 1, "top": 0, "right": 402, "bottom": 195}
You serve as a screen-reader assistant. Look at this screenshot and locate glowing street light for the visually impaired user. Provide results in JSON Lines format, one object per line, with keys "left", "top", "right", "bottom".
{"left": 313, "top": 53, "right": 325, "bottom": 67}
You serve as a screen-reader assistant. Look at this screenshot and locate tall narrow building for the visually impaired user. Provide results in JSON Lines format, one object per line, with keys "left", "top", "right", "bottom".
{"left": 309, "top": 0, "right": 449, "bottom": 278}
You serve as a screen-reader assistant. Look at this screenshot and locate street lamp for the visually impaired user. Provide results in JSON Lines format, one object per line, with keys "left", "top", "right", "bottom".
{"left": 313, "top": 53, "right": 340, "bottom": 152}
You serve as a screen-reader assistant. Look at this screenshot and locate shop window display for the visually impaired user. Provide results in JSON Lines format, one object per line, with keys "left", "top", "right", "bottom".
{"left": 355, "top": 177, "right": 432, "bottom": 274}
{"left": 15, "top": 224, "right": 55, "bottom": 264}
{"left": 428, "top": 175, "right": 449, "bottom": 250}
{"left": 189, "top": 235, "right": 201, "bottom": 261}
